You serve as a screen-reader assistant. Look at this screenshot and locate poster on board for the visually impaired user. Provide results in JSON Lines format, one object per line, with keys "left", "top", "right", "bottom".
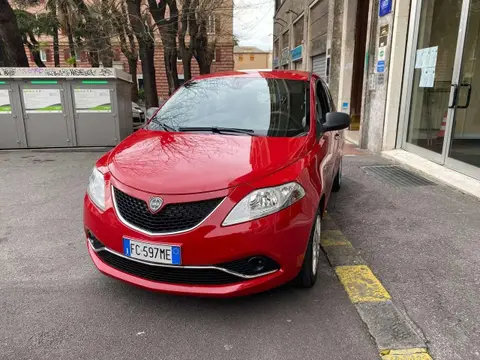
{"left": 74, "top": 88, "right": 112, "bottom": 112}
{"left": 0, "top": 89, "right": 11, "bottom": 113}
{"left": 23, "top": 89, "right": 62, "bottom": 113}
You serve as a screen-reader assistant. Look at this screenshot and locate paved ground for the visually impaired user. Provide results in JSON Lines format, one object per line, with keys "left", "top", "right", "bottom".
{"left": 3, "top": 146, "right": 479, "bottom": 360}
{"left": 0, "top": 150, "right": 379, "bottom": 360}
{"left": 329, "top": 151, "right": 480, "bottom": 360}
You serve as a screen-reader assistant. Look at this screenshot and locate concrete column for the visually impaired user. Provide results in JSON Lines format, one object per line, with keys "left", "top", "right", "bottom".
{"left": 329, "top": 0, "right": 345, "bottom": 105}
{"left": 337, "top": 0, "right": 358, "bottom": 111}
{"left": 383, "top": 0, "right": 411, "bottom": 150}
{"left": 360, "top": 0, "right": 395, "bottom": 152}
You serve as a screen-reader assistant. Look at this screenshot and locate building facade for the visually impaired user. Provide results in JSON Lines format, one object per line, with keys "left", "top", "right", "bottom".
{"left": 21, "top": 2, "right": 234, "bottom": 101}
{"left": 233, "top": 46, "right": 272, "bottom": 70}
{"left": 274, "top": 0, "right": 480, "bottom": 187}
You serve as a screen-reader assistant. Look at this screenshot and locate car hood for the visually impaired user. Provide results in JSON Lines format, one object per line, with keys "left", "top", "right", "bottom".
{"left": 107, "top": 129, "right": 309, "bottom": 194}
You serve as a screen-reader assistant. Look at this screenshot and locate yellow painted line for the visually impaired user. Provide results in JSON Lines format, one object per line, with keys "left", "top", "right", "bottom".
{"left": 335, "top": 265, "right": 391, "bottom": 303}
{"left": 381, "top": 348, "right": 433, "bottom": 360}
{"left": 320, "top": 230, "right": 353, "bottom": 247}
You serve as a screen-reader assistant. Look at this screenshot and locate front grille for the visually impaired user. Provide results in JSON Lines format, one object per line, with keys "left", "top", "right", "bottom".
{"left": 96, "top": 250, "right": 243, "bottom": 285}
{"left": 113, "top": 187, "right": 223, "bottom": 233}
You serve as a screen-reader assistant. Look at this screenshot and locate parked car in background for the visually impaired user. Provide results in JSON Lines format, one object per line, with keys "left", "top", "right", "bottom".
{"left": 132, "top": 102, "right": 145, "bottom": 128}
{"left": 84, "top": 70, "right": 349, "bottom": 297}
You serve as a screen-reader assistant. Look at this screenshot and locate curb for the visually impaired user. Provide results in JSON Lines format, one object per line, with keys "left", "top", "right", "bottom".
{"left": 321, "top": 213, "right": 433, "bottom": 360}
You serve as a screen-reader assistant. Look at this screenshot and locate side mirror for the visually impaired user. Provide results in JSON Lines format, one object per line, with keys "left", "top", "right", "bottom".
{"left": 323, "top": 112, "right": 350, "bottom": 132}
{"left": 146, "top": 107, "right": 160, "bottom": 120}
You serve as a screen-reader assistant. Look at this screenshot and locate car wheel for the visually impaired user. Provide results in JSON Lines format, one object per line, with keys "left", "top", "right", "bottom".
{"left": 332, "top": 159, "right": 342, "bottom": 192}
{"left": 295, "top": 211, "right": 322, "bottom": 288}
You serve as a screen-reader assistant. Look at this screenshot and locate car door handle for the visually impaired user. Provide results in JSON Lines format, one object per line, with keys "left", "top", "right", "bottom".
{"left": 334, "top": 133, "right": 341, "bottom": 140}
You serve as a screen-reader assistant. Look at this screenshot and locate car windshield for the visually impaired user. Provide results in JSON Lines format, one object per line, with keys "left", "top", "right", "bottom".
{"left": 146, "top": 77, "right": 310, "bottom": 137}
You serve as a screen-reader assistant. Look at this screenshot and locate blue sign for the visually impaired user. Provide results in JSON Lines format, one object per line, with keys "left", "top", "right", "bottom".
{"left": 377, "top": 60, "right": 385, "bottom": 73}
{"left": 273, "top": 57, "right": 279, "bottom": 68}
{"left": 379, "top": 0, "right": 392, "bottom": 17}
{"left": 291, "top": 45, "right": 303, "bottom": 62}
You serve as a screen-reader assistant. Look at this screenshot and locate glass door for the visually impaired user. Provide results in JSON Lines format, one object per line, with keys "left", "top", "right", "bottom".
{"left": 401, "top": 0, "right": 468, "bottom": 164}
{"left": 446, "top": 0, "right": 480, "bottom": 179}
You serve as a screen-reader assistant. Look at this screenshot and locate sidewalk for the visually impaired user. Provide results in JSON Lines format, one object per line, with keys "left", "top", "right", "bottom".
{"left": 329, "top": 146, "right": 480, "bottom": 359}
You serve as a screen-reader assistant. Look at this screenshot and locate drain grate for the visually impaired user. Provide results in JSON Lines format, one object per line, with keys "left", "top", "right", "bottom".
{"left": 361, "top": 165, "right": 436, "bottom": 187}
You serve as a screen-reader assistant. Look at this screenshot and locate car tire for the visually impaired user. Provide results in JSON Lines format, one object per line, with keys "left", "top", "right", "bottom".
{"left": 295, "top": 211, "right": 322, "bottom": 288}
{"left": 332, "top": 159, "right": 342, "bottom": 192}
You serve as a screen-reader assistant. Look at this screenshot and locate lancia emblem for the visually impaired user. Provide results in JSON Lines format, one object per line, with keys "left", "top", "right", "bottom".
{"left": 148, "top": 197, "right": 163, "bottom": 214}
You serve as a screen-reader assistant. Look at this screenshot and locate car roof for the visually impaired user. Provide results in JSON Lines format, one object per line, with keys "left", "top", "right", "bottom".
{"left": 193, "top": 69, "right": 313, "bottom": 82}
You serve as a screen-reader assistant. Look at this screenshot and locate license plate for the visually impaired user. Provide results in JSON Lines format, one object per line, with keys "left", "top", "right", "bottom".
{"left": 123, "top": 238, "right": 181, "bottom": 265}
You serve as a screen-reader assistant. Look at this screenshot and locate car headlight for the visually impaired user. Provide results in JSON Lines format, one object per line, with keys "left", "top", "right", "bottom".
{"left": 87, "top": 167, "right": 105, "bottom": 211}
{"left": 222, "top": 182, "right": 305, "bottom": 226}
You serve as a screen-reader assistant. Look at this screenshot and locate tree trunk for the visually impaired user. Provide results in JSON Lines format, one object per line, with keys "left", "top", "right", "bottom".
{"left": 179, "top": 0, "right": 193, "bottom": 82}
{"left": 66, "top": 23, "right": 76, "bottom": 67}
{"left": 148, "top": 0, "right": 179, "bottom": 95}
{"left": 0, "top": 0, "right": 29, "bottom": 67}
{"left": 49, "top": 0, "right": 60, "bottom": 66}
{"left": 194, "top": 30, "right": 213, "bottom": 74}
{"left": 140, "top": 37, "right": 159, "bottom": 108}
{"left": 128, "top": 57, "right": 139, "bottom": 102}
{"left": 26, "top": 32, "right": 46, "bottom": 67}
{"left": 126, "top": 0, "right": 158, "bottom": 108}
{"left": 53, "top": 30, "right": 60, "bottom": 66}
{"left": 0, "top": 38, "right": 6, "bottom": 66}
{"left": 161, "top": 35, "right": 180, "bottom": 95}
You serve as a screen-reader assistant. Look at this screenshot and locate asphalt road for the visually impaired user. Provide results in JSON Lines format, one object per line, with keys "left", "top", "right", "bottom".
{"left": 0, "top": 150, "right": 378, "bottom": 360}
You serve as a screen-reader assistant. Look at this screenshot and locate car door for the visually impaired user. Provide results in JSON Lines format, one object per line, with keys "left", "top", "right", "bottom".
{"left": 321, "top": 80, "right": 343, "bottom": 177}
{"left": 314, "top": 78, "right": 335, "bottom": 197}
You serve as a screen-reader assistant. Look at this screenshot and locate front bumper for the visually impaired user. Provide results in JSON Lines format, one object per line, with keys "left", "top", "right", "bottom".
{"left": 84, "top": 181, "right": 316, "bottom": 297}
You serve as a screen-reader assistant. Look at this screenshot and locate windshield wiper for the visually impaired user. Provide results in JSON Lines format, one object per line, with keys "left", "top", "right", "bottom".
{"left": 178, "top": 127, "right": 255, "bottom": 136}
{"left": 150, "top": 117, "right": 176, "bottom": 132}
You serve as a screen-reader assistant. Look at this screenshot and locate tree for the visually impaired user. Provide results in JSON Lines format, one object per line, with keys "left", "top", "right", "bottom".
{"left": 178, "top": 0, "right": 194, "bottom": 81}
{"left": 148, "top": 0, "right": 180, "bottom": 96}
{"left": 0, "top": 0, "right": 29, "bottom": 67}
{"left": 54, "top": 0, "right": 79, "bottom": 66}
{"left": 111, "top": 0, "right": 139, "bottom": 101}
{"left": 126, "top": 0, "right": 159, "bottom": 108}
{"left": 14, "top": 9, "right": 46, "bottom": 67}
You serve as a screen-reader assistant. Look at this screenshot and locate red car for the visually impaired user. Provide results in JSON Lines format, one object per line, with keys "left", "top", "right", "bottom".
{"left": 84, "top": 70, "right": 350, "bottom": 297}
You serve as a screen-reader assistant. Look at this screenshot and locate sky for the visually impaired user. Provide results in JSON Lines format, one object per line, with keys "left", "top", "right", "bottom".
{"left": 233, "top": 0, "right": 274, "bottom": 51}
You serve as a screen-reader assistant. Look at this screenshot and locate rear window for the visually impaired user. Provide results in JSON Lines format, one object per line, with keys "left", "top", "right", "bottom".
{"left": 147, "top": 77, "right": 310, "bottom": 137}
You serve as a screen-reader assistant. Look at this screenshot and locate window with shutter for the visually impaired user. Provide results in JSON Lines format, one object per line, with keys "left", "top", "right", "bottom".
{"left": 39, "top": 49, "right": 47, "bottom": 62}
{"left": 207, "top": 15, "right": 216, "bottom": 35}
{"left": 114, "top": 49, "right": 121, "bottom": 61}
{"left": 80, "top": 51, "right": 88, "bottom": 63}
{"left": 46, "top": 49, "right": 52, "bottom": 62}
{"left": 215, "top": 48, "right": 221, "bottom": 62}
{"left": 64, "top": 49, "right": 70, "bottom": 61}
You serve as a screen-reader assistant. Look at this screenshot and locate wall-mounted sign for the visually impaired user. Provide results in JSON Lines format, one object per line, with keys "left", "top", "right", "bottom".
{"left": 280, "top": 47, "right": 290, "bottom": 66}
{"left": 273, "top": 57, "right": 279, "bottom": 68}
{"left": 377, "top": 60, "right": 385, "bottom": 73}
{"left": 23, "top": 89, "right": 62, "bottom": 113}
{"left": 378, "top": 46, "right": 386, "bottom": 61}
{"left": 0, "top": 89, "right": 11, "bottom": 113}
{"left": 379, "top": 25, "right": 389, "bottom": 47}
{"left": 379, "top": 0, "right": 392, "bottom": 17}
{"left": 74, "top": 88, "right": 112, "bottom": 112}
{"left": 291, "top": 45, "right": 303, "bottom": 62}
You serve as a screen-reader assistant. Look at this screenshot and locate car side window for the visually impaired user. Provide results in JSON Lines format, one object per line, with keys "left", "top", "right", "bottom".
{"left": 315, "top": 81, "right": 330, "bottom": 125}
{"left": 321, "top": 80, "right": 336, "bottom": 112}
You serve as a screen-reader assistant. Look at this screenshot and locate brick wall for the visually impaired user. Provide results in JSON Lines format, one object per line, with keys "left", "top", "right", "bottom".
{"left": 25, "top": 42, "right": 234, "bottom": 100}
